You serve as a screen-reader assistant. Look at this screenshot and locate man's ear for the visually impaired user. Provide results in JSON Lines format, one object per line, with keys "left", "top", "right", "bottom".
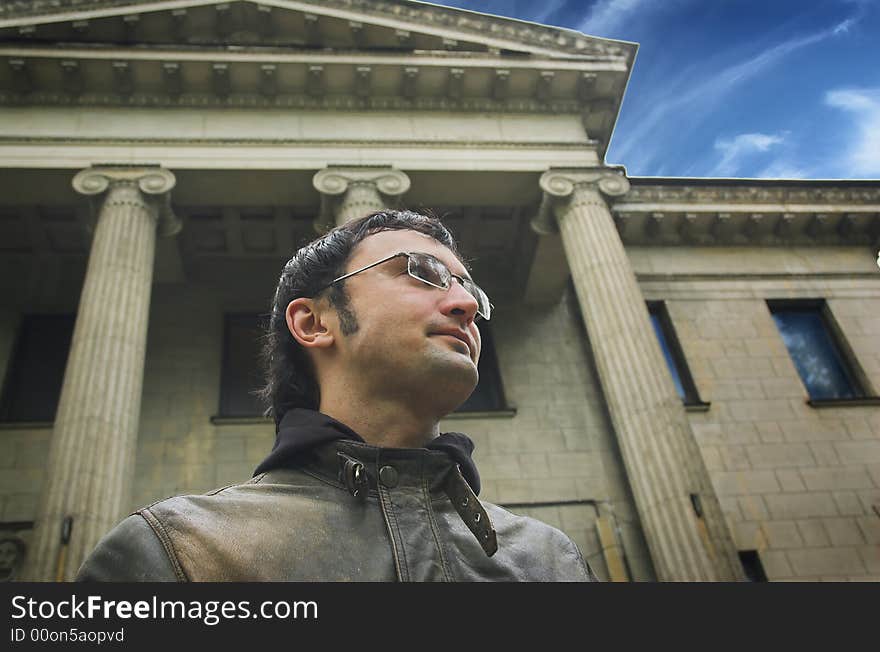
{"left": 285, "top": 298, "right": 335, "bottom": 350}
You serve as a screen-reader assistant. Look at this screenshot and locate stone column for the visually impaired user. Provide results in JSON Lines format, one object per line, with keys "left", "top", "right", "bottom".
{"left": 534, "top": 168, "right": 744, "bottom": 581}
{"left": 23, "top": 166, "right": 178, "bottom": 581}
{"left": 312, "top": 167, "right": 411, "bottom": 230}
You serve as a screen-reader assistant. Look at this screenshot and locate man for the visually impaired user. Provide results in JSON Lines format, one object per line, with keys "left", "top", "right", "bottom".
{"left": 76, "top": 209, "right": 598, "bottom": 581}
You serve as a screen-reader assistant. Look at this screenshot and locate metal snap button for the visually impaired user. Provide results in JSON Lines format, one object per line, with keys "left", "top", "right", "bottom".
{"left": 378, "top": 465, "right": 399, "bottom": 488}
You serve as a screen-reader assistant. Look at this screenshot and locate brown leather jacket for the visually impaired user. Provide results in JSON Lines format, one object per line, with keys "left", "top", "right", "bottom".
{"left": 76, "top": 438, "right": 597, "bottom": 582}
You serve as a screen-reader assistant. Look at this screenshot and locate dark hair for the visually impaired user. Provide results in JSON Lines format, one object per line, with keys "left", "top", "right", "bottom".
{"left": 258, "top": 209, "right": 462, "bottom": 425}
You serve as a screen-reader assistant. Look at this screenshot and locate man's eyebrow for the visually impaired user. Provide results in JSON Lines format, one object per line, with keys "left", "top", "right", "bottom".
{"left": 455, "top": 264, "right": 474, "bottom": 282}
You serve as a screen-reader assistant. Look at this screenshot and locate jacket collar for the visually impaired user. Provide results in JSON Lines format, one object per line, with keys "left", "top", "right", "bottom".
{"left": 253, "top": 408, "right": 482, "bottom": 495}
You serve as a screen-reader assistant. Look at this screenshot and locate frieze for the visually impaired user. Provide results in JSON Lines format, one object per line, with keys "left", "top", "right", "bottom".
{"left": 0, "top": 135, "right": 594, "bottom": 150}
{"left": 0, "top": 0, "right": 633, "bottom": 59}
{"left": 0, "top": 90, "right": 585, "bottom": 115}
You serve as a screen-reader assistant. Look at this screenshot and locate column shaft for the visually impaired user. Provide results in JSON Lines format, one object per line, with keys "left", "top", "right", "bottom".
{"left": 25, "top": 177, "right": 167, "bottom": 580}
{"left": 556, "top": 183, "right": 743, "bottom": 581}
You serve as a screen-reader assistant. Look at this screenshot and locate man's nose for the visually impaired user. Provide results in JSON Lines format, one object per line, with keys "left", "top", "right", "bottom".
{"left": 443, "top": 279, "right": 479, "bottom": 322}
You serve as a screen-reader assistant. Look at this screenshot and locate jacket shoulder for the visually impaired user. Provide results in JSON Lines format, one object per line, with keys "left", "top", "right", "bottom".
{"left": 75, "top": 481, "right": 252, "bottom": 582}
{"left": 75, "top": 513, "right": 183, "bottom": 582}
{"left": 482, "top": 502, "right": 601, "bottom": 581}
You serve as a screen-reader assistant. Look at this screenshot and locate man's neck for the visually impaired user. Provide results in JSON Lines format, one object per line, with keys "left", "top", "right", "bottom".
{"left": 318, "top": 394, "right": 441, "bottom": 449}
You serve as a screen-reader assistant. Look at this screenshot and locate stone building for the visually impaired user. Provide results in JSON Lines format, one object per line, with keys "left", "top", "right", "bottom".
{"left": 0, "top": 0, "right": 877, "bottom": 582}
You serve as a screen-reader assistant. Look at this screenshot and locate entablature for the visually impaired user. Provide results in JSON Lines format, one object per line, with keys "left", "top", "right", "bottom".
{"left": 611, "top": 179, "right": 880, "bottom": 247}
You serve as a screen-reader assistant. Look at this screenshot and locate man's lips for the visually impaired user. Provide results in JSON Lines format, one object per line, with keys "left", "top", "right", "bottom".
{"left": 431, "top": 330, "right": 473, "bottom": 358}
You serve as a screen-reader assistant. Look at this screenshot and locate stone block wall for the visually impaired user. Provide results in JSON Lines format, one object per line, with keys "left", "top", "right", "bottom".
{"left": 633, "top": 246, "right": 880, "bottom": 581}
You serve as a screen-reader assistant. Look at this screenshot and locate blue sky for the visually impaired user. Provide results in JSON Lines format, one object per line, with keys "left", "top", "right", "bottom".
{"left": 434, "top": 0, "right": 880, "bottom": 179}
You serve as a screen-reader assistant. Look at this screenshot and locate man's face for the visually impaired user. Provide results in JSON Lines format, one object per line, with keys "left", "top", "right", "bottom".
{"left": 330, "top": 229, "right": 482, "bottom": 414}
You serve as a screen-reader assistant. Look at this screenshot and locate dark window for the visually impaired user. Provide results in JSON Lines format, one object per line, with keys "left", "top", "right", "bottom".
{"left": 739, "top": 550, "right": 768, "bottom": 582}
{"left": 0, "top": 314, "right": 75, "bottom": 422}
{"left": 455, "top": 322, "right": 508, "bottom": 412}
{"left": 647, "top": 302, "right": 707, "bottom": 407}
{"left": 218, "top": 314, "right": 266, "bottom": 417}
{"left": 768, "top": 300, "right": 868, "bottom": 400}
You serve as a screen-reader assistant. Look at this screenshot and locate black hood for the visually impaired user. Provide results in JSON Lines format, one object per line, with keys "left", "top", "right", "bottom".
{"left": 253, "top": 408, "right": 482, "bottom": 495}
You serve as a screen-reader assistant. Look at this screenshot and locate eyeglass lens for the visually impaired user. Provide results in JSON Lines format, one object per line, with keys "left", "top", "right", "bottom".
{"left": 408, "top": 254, "right": 491, "bottom": 320}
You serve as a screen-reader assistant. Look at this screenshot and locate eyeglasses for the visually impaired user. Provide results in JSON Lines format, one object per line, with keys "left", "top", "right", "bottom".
{"left": 321, "top": 251, "right": 492, "bottom": 321}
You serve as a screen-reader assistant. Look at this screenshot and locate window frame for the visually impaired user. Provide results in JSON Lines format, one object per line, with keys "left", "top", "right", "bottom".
{"left": 0, "top": 313, "right": 75, "bottom": 424}
{"left": 647, "top": 301, "right": 710, "bottom": 410}
{"left": 739, "top": 550, "right": 768, "bottom": 582}
{"left": 766, "top": 298, "right": 877, "bottom": 406}
{"left": 217, "top": 312, "right": 268, "bottom": 419}
{"left": 452, "top": 320, "right": 513, "bottom": 415}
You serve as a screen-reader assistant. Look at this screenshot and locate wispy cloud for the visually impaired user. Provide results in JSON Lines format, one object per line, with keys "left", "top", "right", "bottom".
{"left": 531, "top": 0, "right": 570, "bottom": 25}
{"left": 580, "top": 0, "right": 651, "bottom": 36}
{"left": 610, "top": 14, "right": 860, "bottom": 173}
{"left": 756, "top": 160, "right": 810, "bottom": 180}
{"left": 437, "top": 0, "right": 582, "bottom": 29}
{"left": 824, "top": 87, "right": 880, "bottom": 176}
{"left": 710, "top": 132, "right": 785, "bottom": 176}
{"left": 832, "top": 16, "right": 857, "bottom": 34}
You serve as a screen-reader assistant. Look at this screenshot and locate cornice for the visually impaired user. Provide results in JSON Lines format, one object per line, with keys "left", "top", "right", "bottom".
{"left": 610, "top": 181, "right": 880, "bottom": 245}
{"left": 525, "top": 177, "right": 880, "bottom": 245}
{"left": 0, "top": 0, "right": 635, "bottom": 60}
{"left": 617, "top": 184, "right": 880, "bottom": 206}
{"left": 297, "top": 0, "right": 631, "bottom": 58}
{"left": 0, "top": 0, "right": 152, "bottom": 20}
{"left": 610, "top": 209, "right": 879, "bottom": 249}
{"left": 637, "top": 272, "right": 880, "bottom": 282}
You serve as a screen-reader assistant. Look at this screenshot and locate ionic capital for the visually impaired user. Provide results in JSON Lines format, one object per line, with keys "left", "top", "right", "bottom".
{"left": 532, "top": 168, "right": 630, "bottom": 234}
{"left": 313, "top": 166, "right": 410, "bottom": 197}
{"left": 312, "top": 166, "right": 411, "bottom": 231}
{"left": 72, "top": 166, "right": 181, "bottom": 236}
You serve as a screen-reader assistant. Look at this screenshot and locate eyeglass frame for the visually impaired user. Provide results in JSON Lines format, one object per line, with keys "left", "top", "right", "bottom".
{"left": 318, "top": 251, "right": 492, "bottom": 321}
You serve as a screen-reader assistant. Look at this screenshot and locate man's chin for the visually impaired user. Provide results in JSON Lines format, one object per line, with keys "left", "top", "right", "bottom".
{"left": 434, "top": 375, "right": 480, "bottom": 415}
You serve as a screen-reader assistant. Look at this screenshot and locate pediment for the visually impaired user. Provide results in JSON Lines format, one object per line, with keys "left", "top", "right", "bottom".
{"left": 0, "top": 0, "right": 632, "bottom": 59}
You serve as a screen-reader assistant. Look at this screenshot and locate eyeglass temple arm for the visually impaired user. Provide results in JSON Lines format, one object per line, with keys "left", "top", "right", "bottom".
{"left": 327, "top": 252, "right": 408, "bottom": 286}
